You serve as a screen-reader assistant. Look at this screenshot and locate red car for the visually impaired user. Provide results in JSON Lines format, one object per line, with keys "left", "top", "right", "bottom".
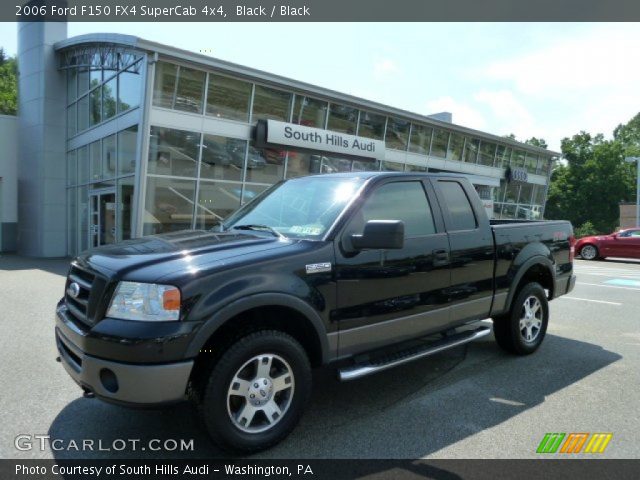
{"left": 576, "top": 228, "right": 640, "bottom": 260}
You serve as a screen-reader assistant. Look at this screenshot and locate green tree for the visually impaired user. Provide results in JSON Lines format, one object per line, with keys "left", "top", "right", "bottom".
{"left": 545, "top": 124, "right": 636, "bottom": 233}
{"left": 0, "top": 47, "right": 18, "bottom": 115}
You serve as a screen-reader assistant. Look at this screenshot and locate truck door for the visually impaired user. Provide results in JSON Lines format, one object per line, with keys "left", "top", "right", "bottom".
{"left": 432, "top": 178, "right": 495, "bottom": 323}
{"left": 334, "top": 179, "right": 451, "bottom": 357}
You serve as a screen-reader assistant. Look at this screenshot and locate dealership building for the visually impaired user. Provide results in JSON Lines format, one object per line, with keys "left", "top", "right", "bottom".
{"left": 4, "top": 21, "right": 560, "bottom": 257}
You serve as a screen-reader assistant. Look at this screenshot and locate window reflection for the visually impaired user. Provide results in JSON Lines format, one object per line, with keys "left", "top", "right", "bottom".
{"left": 195, "top": 181, "right": 243, "bottom": 229}
{"left": 206, "top": 73, "right": 252, "bottom": 122}
{"left": 385, "top": 117, "right": 410, "bottom": 150}
{"left": 327, "top": 103, "right": 357, "bottom": 134}
{"left": 153, "top": 62, "right": 178, "bottom": 109}
{"left": 174, "top": 66, "right": 205, "bottom": 113}
{"left": 478, "top": 141, "right": 496, "bottom": 166}
{"left": 292, "top": 96, "right": 327, "bottom": 128}
{"left": 245, "top": 143, "right": 284, "bottom": 183}
{"left": 358, "top": 111, "right": 385, "bottom": 140}
{"left": 448, "top": 133, "right": 464, "bottom": 161}
{"left": 252, "top": 85, "right": 292, "bottom": 122}
{"left": 201, "top": 135, "right": 247, "bottom": 182}
{"left": 143, "top": 176, "right": 196, "bottom": 235}
{"left": 103, "top": 77, "right": 117, "bottom": 120}
{"left": 463, "top": 138, "right": 479, "bottom": 163}
{"left": 431, "top": 129, "right": 449, "bottom": 158}
{"left": 409, "top": 124, "right": 432, "bottom": 155}
{"left": 148, "top": 126, "right": 200, "bottom": 178}
{"left": 102, "top": 135, "right": 116, "bottom": 179}
{"left": 118, "top": 126, "right": 138, "bottom": 176}
{"left": 118, "top": 64, "right": 141, "bottom": 113}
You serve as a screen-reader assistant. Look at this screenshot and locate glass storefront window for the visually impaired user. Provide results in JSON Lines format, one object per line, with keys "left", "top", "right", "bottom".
{"left": 533, "top": 184, "right": 546, "bottom": 206}
{"left": 409, "top": 124, "right": 432, "bottom": 155}
{"left": 252, "top": 85, "right": 292, "bottom": 122}
{"left": 539, "top": 157, "right": 552, "bottom": 176}
{"left": 118, "top": 125, "right": 138, "bottom": 176}
{"left": 102, "top": 135, "right": 117, "bottom": 179}
{"left": 358, "top": 111, "right": 385, "bottom": 140}
{"left": 493, "top": 203, "right": 504, "bottom": 219}
{"left": 67, "top": 150, "right": 77, "bottom": 186}
{"left": 285, "top": 151, "right": 311, "bottom": 178}
{"left": 505, "top": 182, "right": 520, "bottom": 203}
{"left": 405, "top": 162, "right": 428, "bottom": 172}
{"left": 78, "top": 146, "right": 89, "bottom": 184}
{"left": 200, "top": 135, "right": 246, "bottom": 182}
{"left": 352, "top": 159, "right": 381, "bottom": 172}
{"left": 385, "top": 117, "right": 410, "bottom": 150}
{"left": 525, "top": 152, "right": 538, "bottom": 173}
{"left": 495, "top": 145, "right": 512, "bottom": 168}
{"left": 501, "top": 203, "right": 516, "bottom": 219}
{"left": 90, "top": 86, "right": 102, "bottom": 126}
{"left": 206, "top": 73, "right": 252, "bottom": 122}
{"left": 117, "top": 177, "right": 135, "bottom": 241}
{"left": 148, "top": 126, "right": 200, "bottom": 178}
{"left": 78, "top": 68, "right": 90, "bottom": 95}
{"left": 478, "top": 141, "right": 497, "bottom": 166}
{"left": 242, "top": 183, "right": 270, "bottom": 205}
{"left": 245, "top": 143, "right": 285, "bottom": 184}
{"left": 77, "top": 95, "right": 89, "bottom": 132}
{"left": 448, "top": 133, "right": 464, "bottom": 161}
{"left": 153, "top": 62, "right": 178, "bottom": 109}
{"left": 67, "top": 69, "right": 77, "bottom": 103}
{"left": 292, "top": 96, "right": 327, "bottom": 128}
{"left": 143, "top": 176, "right": 196, "bottom": 235}
{"left": 463, "top": 138, "right": 479, "bottom": 163}
{"left": 103, "top": 77, "right": 117, "bottom": 120}
{"left": 431, "top": 128, "right": 449, "bottom": 158}
{"left": 518, "top": 182, "right": 533, "bottom": 205}
{"left": 327, "top": 103, "right": 357, "bottom": 134}
{"left": 174, "top": 66, "right": 205, "bottom": 113}
{"left": 118, "top": 64, "right": 141, "bottom": 113}
{"left": 90, "top": 141, "right": 101, "bottom": 181}
{"left": 195, "top": 181, "right": 243, "bottom": 230}
{"left": 512, "top": 150, "right": 526, "bottom": 168}
{"left": 78, "top": 185, "right": 89, "bottom": 252}
{"left": 67, "top": 188, "right": 77, "bottom": 256}
{"left": 381, "top": 161, "right": 404, "bottom": 172}
{"left": 67, "top": 104, "right": 76, "bottom": 137}
{"left": 90, "top": 69, "right": 102, "bottom": 87}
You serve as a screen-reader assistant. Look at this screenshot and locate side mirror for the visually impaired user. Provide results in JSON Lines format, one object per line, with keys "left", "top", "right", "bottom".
{"left": 350, "top": 220, "right": 405, "bottom": 250}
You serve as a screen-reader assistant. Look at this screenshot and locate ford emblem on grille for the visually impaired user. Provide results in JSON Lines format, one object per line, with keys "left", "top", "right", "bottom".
{"left": 67, "top": 282, "right": 81, "bottom": 298}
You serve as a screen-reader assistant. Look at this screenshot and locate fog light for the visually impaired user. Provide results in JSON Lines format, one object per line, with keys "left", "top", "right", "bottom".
{"left": 99, "top": 368, "right": 119, "bottom": 393}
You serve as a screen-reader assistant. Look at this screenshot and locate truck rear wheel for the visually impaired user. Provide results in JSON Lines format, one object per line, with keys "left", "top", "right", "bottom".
{"left": 493, "top": 282, "right": 549, "bottom": 355}
{"left": 196, "top": 330, "right": 311, "bottom": 453}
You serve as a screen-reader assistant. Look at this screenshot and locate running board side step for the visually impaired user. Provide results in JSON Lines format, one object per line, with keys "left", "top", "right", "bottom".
{"left": 338, "top": 326, "right": 491, "bottom": 381}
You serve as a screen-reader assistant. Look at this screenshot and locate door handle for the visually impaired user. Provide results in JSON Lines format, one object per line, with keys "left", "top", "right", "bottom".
{"left": 432, "top": 249, "right": 449, "bottom": 266}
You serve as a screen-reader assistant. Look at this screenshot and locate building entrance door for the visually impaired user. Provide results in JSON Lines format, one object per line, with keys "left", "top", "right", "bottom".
{"left": 89, "top": 189, "right": 117, "bottom": 248}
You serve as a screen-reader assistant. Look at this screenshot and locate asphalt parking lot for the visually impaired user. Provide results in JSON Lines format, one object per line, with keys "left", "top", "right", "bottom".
{"left": 1, "top": 255, "right": 639, "bottom": 459}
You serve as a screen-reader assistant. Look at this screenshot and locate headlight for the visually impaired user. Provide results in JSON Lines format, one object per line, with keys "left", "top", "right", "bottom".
{"left": 106, "top": 282, "right": 181, "bottom": 321}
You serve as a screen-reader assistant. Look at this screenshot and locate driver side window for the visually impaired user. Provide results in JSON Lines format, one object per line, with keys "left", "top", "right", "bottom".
{"left": 345, "top": 181, "right": 436, "bottom": 238}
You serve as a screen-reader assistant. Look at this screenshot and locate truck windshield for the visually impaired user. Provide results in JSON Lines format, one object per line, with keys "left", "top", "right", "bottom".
{"left": 222, "top": 176, "right": 364, "bottom": 239}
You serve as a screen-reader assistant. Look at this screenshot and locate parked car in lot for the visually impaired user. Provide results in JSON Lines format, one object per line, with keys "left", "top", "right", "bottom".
{"left": 576, "top": 228, "right": 640, "bottom": 260}
{"left": 55, "top": 172, "right": 575, "bottom": 452}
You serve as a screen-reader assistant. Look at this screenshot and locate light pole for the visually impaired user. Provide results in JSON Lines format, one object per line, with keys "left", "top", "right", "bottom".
{"left": 625, "top": 156, "right": 640, "bottom": 227}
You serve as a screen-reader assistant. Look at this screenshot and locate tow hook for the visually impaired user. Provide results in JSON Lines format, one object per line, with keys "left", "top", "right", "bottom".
{"left": 82, "top": 387, "right": 95, "bottom": 399}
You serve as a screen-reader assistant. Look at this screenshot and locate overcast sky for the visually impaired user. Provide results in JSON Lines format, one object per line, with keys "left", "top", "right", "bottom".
{"left": 1, "top": 22, "right": 638, "bottom": 151}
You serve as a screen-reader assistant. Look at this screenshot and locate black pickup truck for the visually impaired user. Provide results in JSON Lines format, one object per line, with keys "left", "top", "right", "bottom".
{"left": 55, "top": 172, "right": 576, "bottom": 452}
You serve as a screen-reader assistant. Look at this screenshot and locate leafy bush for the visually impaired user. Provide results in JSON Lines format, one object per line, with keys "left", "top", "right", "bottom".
{"left": 574, "top": 221, "right": 599, "bottom": 238}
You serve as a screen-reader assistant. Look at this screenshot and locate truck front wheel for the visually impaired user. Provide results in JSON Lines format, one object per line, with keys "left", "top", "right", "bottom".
{"left": 493, "top": 282, "right": 549, "bottom": 355}
{"left": 196, "top": 330, "right": 311, "bottom": 453}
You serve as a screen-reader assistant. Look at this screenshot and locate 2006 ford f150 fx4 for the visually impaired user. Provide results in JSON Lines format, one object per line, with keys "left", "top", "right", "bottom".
{"left": 55, "top": 172, "right": 576, "bottom": 452}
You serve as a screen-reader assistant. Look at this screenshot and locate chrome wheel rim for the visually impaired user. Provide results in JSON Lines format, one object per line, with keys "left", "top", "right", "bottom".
{"left": 226, "top": 353, "right": 294, "bottom": 434}
{"left": 519, "top": 295, "right": 543, "bottom": 343}
{"left": 581, "top": 245, "right": 597, "bottom": 260}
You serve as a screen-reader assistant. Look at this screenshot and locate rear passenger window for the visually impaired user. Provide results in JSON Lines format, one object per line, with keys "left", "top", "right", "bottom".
{"left": 438, "top": 181, "right": 477, "bottom": 231}
{"left": 349, "top": 181, "right": 436, "bottom": 237}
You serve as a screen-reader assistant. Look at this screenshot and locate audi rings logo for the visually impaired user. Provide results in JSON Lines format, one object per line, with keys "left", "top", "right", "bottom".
{"left": 67, "top": 282, "right": 81, "bottom": 299}
{"left": 506, "top": 167, "right": 529, "bottom": 183}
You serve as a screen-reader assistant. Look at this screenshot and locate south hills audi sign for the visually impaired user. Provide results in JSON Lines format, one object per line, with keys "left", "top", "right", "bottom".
{"left": 262, "top": 120, "right": 386, "bottom": 160}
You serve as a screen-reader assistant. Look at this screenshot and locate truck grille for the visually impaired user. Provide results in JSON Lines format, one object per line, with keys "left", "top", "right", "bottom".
{"left": 64, "top": 264, "right": 107, "bottom": 326}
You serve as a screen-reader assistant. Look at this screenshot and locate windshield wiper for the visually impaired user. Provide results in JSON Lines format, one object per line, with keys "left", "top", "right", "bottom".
{"left": 231, "top": 224, "right": 285, "bottom": 239}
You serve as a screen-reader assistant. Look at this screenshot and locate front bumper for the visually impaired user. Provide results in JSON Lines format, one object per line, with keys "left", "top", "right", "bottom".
{"left": 55, "top": 307, "right": 194, "bottom": 406}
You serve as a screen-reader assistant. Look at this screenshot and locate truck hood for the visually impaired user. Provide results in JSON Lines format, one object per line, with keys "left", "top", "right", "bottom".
{"left": 76, "top": 230, "right": 293, "bottom": 280}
